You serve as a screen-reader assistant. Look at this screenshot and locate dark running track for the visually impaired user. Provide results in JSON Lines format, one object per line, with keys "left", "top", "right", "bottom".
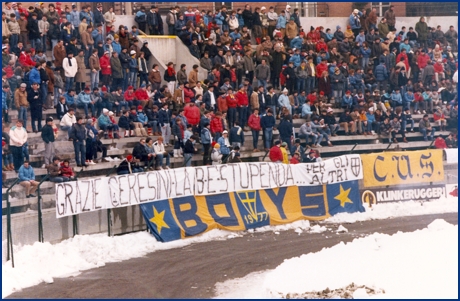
{"left": 6, "top": 212, "right": 458, "bottom": 299}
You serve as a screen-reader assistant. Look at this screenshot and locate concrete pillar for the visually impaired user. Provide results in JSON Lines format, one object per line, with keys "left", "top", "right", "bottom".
{"left": 125, "top": 2, "right": 132, "bottom": 16}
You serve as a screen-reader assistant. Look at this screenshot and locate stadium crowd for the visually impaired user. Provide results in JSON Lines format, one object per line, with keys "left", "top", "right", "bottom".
{"left": 1, "top": 2, "right": 458, "bottom": 183}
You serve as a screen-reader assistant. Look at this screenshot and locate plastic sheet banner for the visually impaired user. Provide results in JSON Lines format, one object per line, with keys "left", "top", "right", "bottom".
{"left": 361, "top": 184, "right": 447, "bottom": 206}
{"left": 444, "top": 149, "right": 458, "bottom": 164}
{"left": 140, "top": 180, "right": 364, "bottom": 242}
{"left": 55, "top": 155, "right": 362, "bottom": 218}
{"left": 360, "top": 150, "right": 444, "bottom": 188}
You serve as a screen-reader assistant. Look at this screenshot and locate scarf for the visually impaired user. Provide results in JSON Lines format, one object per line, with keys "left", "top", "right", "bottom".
{"left": 67, "top": 57, "right": 72, "bottom": 66}
{"left": 167, "top": 66, "right": 176, "bottom": 76}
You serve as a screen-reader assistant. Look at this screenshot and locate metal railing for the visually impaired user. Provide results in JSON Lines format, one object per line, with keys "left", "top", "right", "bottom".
{"left": 349, "top": 143, "right": 358, "bottom": 154}
{"left": 71, "top": 168, "right": 84, "bottom": 237}
{"left": 5, "top": 178, "right": 20, "bottom": 268}
{"left": 105, "top": 165, "right": 118, "bottom": 237}
{"left": 37, "top": 174, "right": 50, "bottom": 243}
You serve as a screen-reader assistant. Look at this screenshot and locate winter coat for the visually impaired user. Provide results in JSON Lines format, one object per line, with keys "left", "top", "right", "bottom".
{"left": 75, "top": 56, "right": 89, "bottom": 83}
{"left": 18, "top": 165, "right": 35, "bottom": 181}
{"left": 63, "top": 57, "right": 78, "bottom": 77}
{"left": 415, "top": 18, "right": 429, "bottom": 41}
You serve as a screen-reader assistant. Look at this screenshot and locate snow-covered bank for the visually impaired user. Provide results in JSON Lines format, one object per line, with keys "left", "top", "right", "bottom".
{"left": 214, "top": 219, "right": 458, "bottom": 299}
{"left": 2, "top": 197, "right": 457, "bottom": 298}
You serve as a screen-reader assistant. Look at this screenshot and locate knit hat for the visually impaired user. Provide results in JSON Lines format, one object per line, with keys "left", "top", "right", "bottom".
{"left": 281, "top": 142, "right": 287, "bottom": 147}
{"left": 101, "top": 86, "right": 107, "bottom": 92}
{"left": 108, "top": 111, "right": 114, "bottom": 116}
{"left": 102, "top": 108, "right": 109, "bottom": 114}
{"left": 282, "top": 88, "right": 288, "bottom": 93}
{"left": 327, "top": 107, "right": 333, "bottom": 113}
{"left": 130, "top": 50, "right": 136, "bottom": 55}
{"left": 353, "top": 9, "right": 359, "bottom": 14}
{"left": 137, "top": 105, "right": 143, "bottom": 111}
{"left": 128, "top": 85, "right": 133, "bottom": 90}
{"left": 86, "top": 119, "right": 93, "bottom": 125}
{"left": 214, "top": 143, "right": 220, "bottom": 148}
{"left": 223, "top": 130, "right": 228, "bottom": 134}
{"left": 336, "top": 25, "right": 341, "bottom": 30}
{"left": 46, "top": 117, "right": 53, "bottom": 122}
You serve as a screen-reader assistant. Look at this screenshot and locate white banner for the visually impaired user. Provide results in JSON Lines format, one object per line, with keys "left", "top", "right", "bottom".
{"left": 445, "top": 149, "right": 458, "bottom": 164}
{"left": 56, "top": 154, "right": 363, "bottom": 218}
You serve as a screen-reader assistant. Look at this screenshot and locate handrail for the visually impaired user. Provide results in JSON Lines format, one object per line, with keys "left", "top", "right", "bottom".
{"left": 349, "top": 143, "right": 358, "bottom": 154}
{"left": 72, "top": 167, "right": 84, "bottom": 237}
{"left": 428, "top": 140, "right": 435, "bottom": 149}
{"left": 5, "top": 178, "right": 20, "bottom": 267}
{"left": 182, "top": 154, "right": 193, "bottom": 167}
{"left": 74, "top": 167, "right": 84, "bottom": 180}
{"left": 385, "top": 141, "right": 393, "bottom": 150}
{"left": 106, "top": 165, "right": 118, "bottom": 237}
{"left": 37, "top": 174, "right": 50, "bottom": 243}
{"left": 262, "top": 150, "right": 270, "bottom": 162}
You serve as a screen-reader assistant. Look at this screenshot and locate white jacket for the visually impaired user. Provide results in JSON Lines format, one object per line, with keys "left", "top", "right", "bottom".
{"left": 62, "top": 57, "right": 78, "bottom": 77}
{"left": 9, "top": 126, "right": 28, "bottom": 147}
{"left": 153, "top": 141, "right": 166, "bottom": 155}
{"left": 61, "top": 113, "right": 76, "bottom": 127}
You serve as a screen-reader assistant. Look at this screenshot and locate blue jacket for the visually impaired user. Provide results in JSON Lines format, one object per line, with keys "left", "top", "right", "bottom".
{"left": 201, "top": 127, "right": 212, "bottom": 144}
{"left": 289, "top": 54, "right": 301, "bottom": 68}
{"left": 349, "top": 12, "right": 363, "bottom": 30}
{"left": 69, "top": 10, "right": 80, "bottom": 27}
{"left": 63, "top": 92, "right": 76, "bottom": 106}
{"left": 137, "top": 112, "right": 148, "bottom": 124}
{"left": 237, "top": 14, "right": 244, "bottom": 27}
{"left": 77, "top": 92, "right": 91, "bottom": 105}
{"left": 375, "top": 64, "right": 388, "bottom": 81}
{"left": 29, "top": 67, "right": 41, "bottom": 85}
{"left": 91, "top": 29, "right": 103, "bottom": 46}
{"left": 366, "top": 112, "right": 376, "bottom": 123}
{"left": 290, "top": 37, "right": 303, "bottom": 50}
{"left": 360, "top": 47, "right": 371, "bottom": 58}
{"left": 229, "top": 126, "right": 244, "bottom": 144}
{"left": 260, "top": 114, "right": 276, "bottom": 129}
{"left": 355, "top": 34, "right": 366, "bottom": 46}
{"left": 111, "top": 41, "right": 122, "bottom": 54}
{"left": 2, "top": 90, "right": 8, "bottom": 110}
{"left": 158, "top": 109, "right": 170, "bottom": 127}
{"left": 301, "top": 103, "right": 312, "bottom": 118}
{"left": 18, "top": 165, "right": 35, "bottom": 181}
{"left": 276, "top": 15, "right": 286, "bottom": 28}
{"left": 399, "top": 43, "right": 411, "bottom": 53}
{"left": 97, "top": 114, "right": 111, "bottom": 128}
{"left": 214, "top": 12, "right": 224, "bottom": 25}
{"left": 217, "top": 136, "right": 230, "bottom": 155}
{"left": 342, "top": 95, "right": 353, "bottom": 106}
{"left": 129, "top": 57, "right": 138, "bottom": 72}
{"left": 404, "top": 92, "right": 414, "bottom": 104}
{"left": 391, "top": 92, "right": 403, "bottom": 105}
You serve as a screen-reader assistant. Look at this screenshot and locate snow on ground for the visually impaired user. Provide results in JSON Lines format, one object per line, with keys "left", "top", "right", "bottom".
{"left": 214, "top": 219, "right": 458, "bottom": 299}
{"left": 2, "top": 197, "right": 457, "bottom": 298}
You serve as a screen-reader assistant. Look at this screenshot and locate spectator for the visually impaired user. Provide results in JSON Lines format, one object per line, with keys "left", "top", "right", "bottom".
{"left": 132, "top": 138, "right": 154, "bottom": 167}
{"left": 153, "top": 136, "right": 171, "bottom": 169}
{"left": 183, "top": 135, "right": 197, "bottom": 167}
{"left": 62, "top": 52, "right": 78, "bottom": 92}
{"left": 434, "top": 134, "right": 447, "bottom": 149}
{"left": 269, "top": 140, "right": 283, "bottom": 163}
{"left": 117, "top": 154, "right": 143, "bottom": 175}
{"left": 41, "top": 117, "right": 56, "bottom": 168}
{"left": 69, "top": 116, "right": 87, "bottom": 167}
{"left": 390, "top": 115, "right": 407, "bottom": 143}
{"left": 419, "top": 114, "right": 436, "bottom": 141}
{"left": 47, "top": 157, "right": 68, "bottom": 183}
{"left": 18, "top": 161, "right": 39, "bottom": 198}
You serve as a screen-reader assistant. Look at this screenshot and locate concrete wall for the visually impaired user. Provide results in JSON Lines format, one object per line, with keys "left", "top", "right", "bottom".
{"left": 299, "top": 16, "right": 457, "bottom": 33}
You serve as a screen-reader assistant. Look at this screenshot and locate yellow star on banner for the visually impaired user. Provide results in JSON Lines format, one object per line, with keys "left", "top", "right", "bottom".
{"left": 149, "top": 206, "right": 170, "bottom": 234}
{"left": 334, "top": 184, "right": 353, "bottom": 207}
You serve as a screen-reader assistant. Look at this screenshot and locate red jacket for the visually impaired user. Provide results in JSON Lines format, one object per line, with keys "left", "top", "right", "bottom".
{"left": 396, "top": 53, "right": 409, "bottom": 72}
{"left": 434, "top": 138, "right": 447, "bottom": 149}
{"left": 60, "top": 163, "right": 75, "bottom": 178}
{"left": 217, "top": 96, "right": 228, "bottom": 112}
{"left": 280, "top": 66, "right": 287, "bottom": 86}
{"left": 248, "top": 114, "right": 261, "bottom": 131}
{"left": 183, "top": 87, "right": 195, "bottom": 103}
{"left": 226, "top": 94, "right": 238, "bottom": 108}
{"left": 19, "top": 52, "right": 35, "bottom": 67}
{"left": 99, "top": 55, "right": 112, "bottom": 75}
{"left": 307, "top": 94, "right": 317, "bottom": 106}
{"left": 135, "top": 89, "right": 149, "bottom": 101}
{"left": 417, "top": 54, "right": 430, "bottom": 69}
{"left": 124, "top": 90, "right": 136, "bottom": 102}
{"left": 290, "top": 156, "right": 300, "bottom": 164}
{"left": 316, "top": 63, "right": 328, "bottom": 78}
{"left": 434, "top": 62, "right": 444, "bottom": 73}
{"left": 269, "top": 146, "right": 283, "bottom": 162}
{"left": 184, "top": 104, "right": 200, "bottom": 125}
{"left": 210, "top": 117, "right": 223, "bottom": 134}
{"left": 235, "top": 90, "right": 248, "bottom": 106}
{"left": 316, "top": 41, "right": 328, "bottom": 52}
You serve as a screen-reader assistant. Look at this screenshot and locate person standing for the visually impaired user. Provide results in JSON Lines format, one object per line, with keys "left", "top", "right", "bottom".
{"left": 27, "top": 82, "right": 43, "bottom": 133}
{"left": 69, "top": 116, "right": 87, "bottom": 167}
{"left": 9, "top": 119, "right": 28, "bottom": 172}
{"left": 41, "top": 117, "right": 55, "bottom": 167}
{"left": 383, "top": 5, "right": 396, "bottom": 31}
{"left": 158, "top": 103, "right": 171, "bottom": 146}
{"left": 248, "top": 108, "right": 261, "bottom": 152}
{"left": 200, "top": 121, "right": 212, "bottom": 165}
{"left": 62, "top": 52, "right": 78, "bottom": 92}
